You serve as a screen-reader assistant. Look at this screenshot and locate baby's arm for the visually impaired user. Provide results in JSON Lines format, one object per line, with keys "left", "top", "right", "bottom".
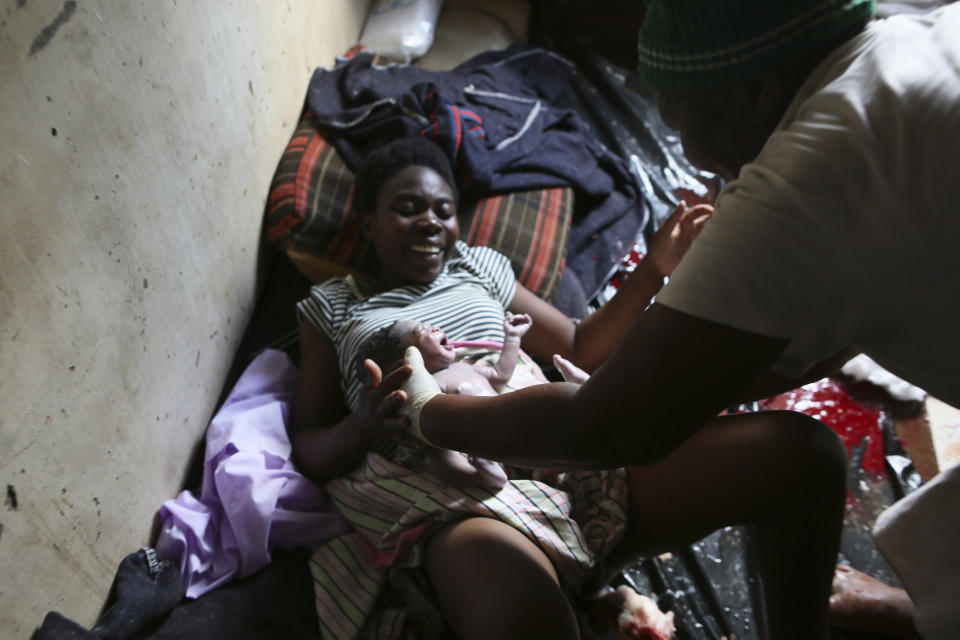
{"left": 474, "top": 312, "right": 532, "bottom": 391}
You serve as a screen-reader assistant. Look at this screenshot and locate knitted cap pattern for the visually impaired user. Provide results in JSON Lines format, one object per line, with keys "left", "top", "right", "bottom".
{"left": 637, "top": 0, "right": 876, "bottom": 91}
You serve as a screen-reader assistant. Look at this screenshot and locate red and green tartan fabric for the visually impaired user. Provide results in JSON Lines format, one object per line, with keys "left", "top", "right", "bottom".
{"left": 265, "top": 112, "right": 572, "bottom": 301}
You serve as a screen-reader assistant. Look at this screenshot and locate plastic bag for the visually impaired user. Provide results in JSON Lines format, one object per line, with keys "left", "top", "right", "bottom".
{"left": 359, "top": 0, "right": 445, "bottom": 63}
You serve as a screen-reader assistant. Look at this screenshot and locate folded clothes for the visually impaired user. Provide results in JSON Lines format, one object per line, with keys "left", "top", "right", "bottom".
{"left": 156, "top": 349, "right": 350, "bottom": 598}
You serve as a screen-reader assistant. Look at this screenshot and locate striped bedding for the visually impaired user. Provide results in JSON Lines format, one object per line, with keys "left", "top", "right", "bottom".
{"left": 312, "top": 452, "right": 628, "bottom": 639}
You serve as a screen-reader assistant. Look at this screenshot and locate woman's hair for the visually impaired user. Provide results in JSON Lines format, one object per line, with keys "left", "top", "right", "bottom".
{"left": 353, "top": 137, "right": 458, "bottom": 214}
{"left": 354, "top": 321, "right": 410, "bottom": 379}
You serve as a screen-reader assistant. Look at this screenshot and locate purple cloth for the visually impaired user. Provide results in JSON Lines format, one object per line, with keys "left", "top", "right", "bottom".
{"left": 156, "top": 349, "right": 350, "bottom": 598}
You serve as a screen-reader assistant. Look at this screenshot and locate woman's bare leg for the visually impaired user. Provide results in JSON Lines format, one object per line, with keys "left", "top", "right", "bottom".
{"left": 425, "top": 517, "right": 580, "bottom": 640}
{"left": 609, "top": 410, "right": 847, "bottom": 640}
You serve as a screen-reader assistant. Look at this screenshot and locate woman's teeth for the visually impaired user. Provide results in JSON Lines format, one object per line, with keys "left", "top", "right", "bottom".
{"left": 409, "top": 245, "right": 441, "bottom": 254}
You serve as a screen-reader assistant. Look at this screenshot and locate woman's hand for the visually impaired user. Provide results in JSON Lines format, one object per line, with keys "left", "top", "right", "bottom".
{"left": 644, "top": 200, "right": 713, "bottom": 278}
{"left": 354, "top": 357, "right": 414, "bottom": 444}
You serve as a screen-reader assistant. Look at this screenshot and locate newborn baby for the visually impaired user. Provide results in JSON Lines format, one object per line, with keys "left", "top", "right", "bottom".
{"left": 357, "top": 312, "right": 535, "bottom": 490}
{"left": 398, "top": 311, "right": 534, "bottom": 395}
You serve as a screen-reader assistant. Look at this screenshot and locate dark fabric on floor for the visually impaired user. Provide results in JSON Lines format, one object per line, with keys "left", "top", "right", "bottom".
{"left": 140, "top": 548, "right": 319, "bottom": 640}
{"left": 34, "top": 547, "right": 323, "bottom": 640}
{"left": 34, "top": 548, "right": 184, "bottom": 640}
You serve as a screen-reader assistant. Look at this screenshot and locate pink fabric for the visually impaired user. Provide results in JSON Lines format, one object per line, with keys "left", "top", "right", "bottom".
{"left": 451, "top": 339, "right": 533, "bottom": 361}
{"left": 155, "top": 349, "right": 351, "bottom": 598}
{"left": 451, "top": 339, "right": 503, "bottom": 349}
{"left": 357, "top": 521, "right": 432, "bottom": 568}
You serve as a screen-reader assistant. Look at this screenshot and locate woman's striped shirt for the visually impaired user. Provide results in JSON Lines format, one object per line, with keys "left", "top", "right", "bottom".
{"left": 296, "top": 241, "right": 517, "bottom": 411}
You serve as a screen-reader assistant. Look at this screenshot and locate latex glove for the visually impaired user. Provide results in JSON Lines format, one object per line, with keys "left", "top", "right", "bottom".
{"left": 398, "top": 346, "right": 442, "bottom": 444}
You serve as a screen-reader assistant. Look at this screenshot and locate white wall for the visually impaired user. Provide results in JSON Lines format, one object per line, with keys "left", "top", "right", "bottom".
{"left": 0, "top": 1, "right": 369, "bottom": 634}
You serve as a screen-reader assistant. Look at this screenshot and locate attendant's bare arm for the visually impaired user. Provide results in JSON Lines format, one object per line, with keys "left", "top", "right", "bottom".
{"left": 511, "top": 203, "right": 712, "bottom": 372}
{"left": 419, "top": 303, "right": 788, "bottom": 469}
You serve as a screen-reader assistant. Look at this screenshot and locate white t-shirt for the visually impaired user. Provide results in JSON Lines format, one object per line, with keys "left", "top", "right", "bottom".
{"left": 657, "top": 5, "right": 960, "bottom": 406}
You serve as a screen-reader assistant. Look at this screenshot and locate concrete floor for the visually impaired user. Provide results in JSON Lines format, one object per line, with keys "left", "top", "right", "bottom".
{"left": 0, "top": 1, "right": 370, "bottom": 636}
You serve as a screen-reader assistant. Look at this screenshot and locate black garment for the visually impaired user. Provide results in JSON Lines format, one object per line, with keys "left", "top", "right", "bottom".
{"left": 306, "top": 45, "right": 648, "bottom": 298}
{"left": 34, "top": 548, "right": 320, "bottom": 640}
{"left": 34, "top": 548, "right": 184, "bottom": 640}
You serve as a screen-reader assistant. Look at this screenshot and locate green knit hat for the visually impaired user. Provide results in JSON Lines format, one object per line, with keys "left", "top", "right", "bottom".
{"left": 637, "top": 0, "right": 875, "bottom": 91}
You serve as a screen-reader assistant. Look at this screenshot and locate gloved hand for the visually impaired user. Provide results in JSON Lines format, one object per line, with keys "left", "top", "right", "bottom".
{"left": 398, "top": 346, "right": 442, "bottom": 444}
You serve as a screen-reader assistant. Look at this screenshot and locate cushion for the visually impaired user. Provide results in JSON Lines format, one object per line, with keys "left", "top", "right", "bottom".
{"left": 265, "top": 111, "right": 572, "bottom": 301}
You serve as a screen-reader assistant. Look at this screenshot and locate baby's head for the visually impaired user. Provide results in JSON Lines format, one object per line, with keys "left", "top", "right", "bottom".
{"left": 356, "top": 319, "right": 456, "bottom": 377}
{"left": 395, "top": 320, "right": 457, "bottom": 372}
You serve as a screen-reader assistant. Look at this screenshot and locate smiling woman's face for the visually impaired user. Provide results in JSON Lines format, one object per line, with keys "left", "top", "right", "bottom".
{"left": 363, "top": 165, "right": 459, "bottom": 289}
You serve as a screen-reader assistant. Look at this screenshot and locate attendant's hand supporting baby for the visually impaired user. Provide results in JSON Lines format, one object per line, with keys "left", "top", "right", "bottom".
{"left": 398, "top": 346, "right": 508, "bottom": 491}
{"left": 355, "top": 357, "right": 414, "bottom": 444}
{"left": 397, "top": 346, "right": 442, "bottom": 444}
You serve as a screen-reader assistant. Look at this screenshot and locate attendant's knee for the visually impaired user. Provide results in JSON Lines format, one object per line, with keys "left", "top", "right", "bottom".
{"left": 767, "top": 410, "right": 847, "bottom": 494}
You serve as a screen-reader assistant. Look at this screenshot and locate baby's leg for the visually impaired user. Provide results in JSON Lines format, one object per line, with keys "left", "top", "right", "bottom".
{"left": 423, "top": 448, "right": 507, "bottom": 491}
{"left": 467, "top": 455, "right": 509, "bottom": 488}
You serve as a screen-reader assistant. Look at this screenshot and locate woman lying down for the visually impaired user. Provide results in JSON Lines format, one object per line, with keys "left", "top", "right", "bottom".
{"left": 355, "top": 309, "right": 676, "bottom": 639}
{"left": 289, "top": 137, "right": 838, "bottom": 639}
